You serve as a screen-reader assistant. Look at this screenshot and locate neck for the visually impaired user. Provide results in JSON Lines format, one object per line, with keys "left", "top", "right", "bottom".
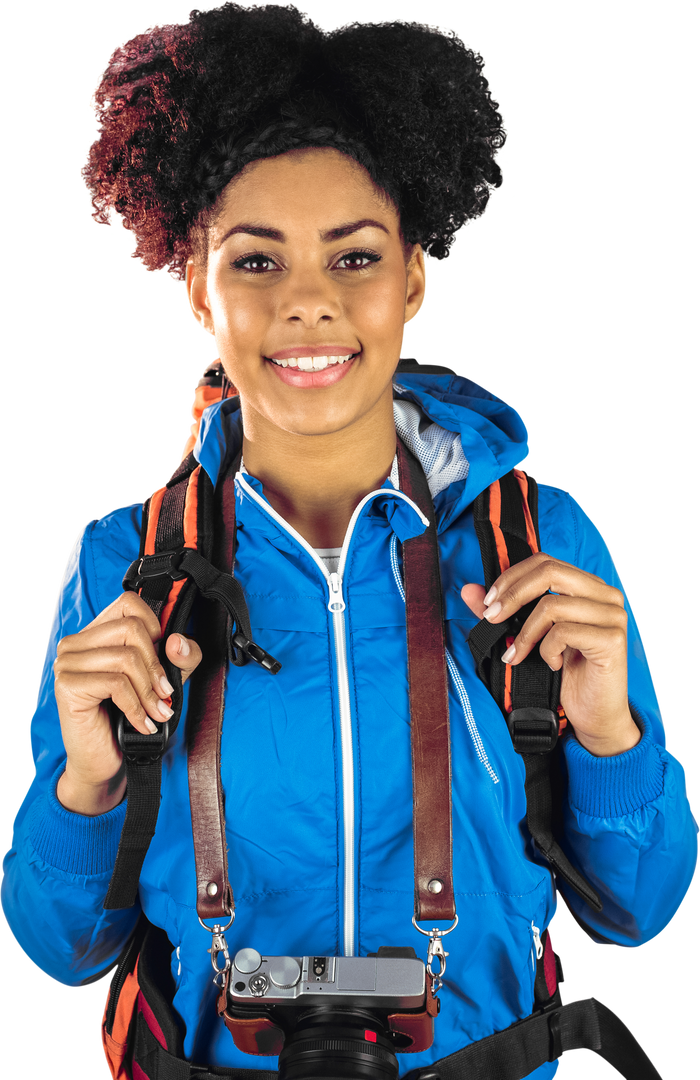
{"left": 240, "top": 392, "right": 396, "bottom": 548}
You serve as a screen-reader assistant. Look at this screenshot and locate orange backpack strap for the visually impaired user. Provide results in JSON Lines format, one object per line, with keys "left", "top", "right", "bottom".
{"left": 467, "top": 470, "right": 560, "bottom": 719}
{"left": 467, "top": 470, "right": 602, "bottom": 912}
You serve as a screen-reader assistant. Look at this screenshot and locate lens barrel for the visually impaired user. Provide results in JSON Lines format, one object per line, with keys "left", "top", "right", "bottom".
{"left": 278, "top": 1009, "right": 399, "bottom": 1080}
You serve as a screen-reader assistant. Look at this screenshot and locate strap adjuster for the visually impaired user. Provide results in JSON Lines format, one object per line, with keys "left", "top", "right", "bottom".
{"left": 507, "top": 707, "right": 559, "bottom": 754}
{"left": 117, "top": 714, "right": 170, "bottom": 764}
{"left": 123, "top": 550, "right": 187, "bottom": 592}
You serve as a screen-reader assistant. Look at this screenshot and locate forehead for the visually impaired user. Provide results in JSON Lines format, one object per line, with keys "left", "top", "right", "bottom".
{"left": 212, "top": 148, "right": 399, "bottom": 240}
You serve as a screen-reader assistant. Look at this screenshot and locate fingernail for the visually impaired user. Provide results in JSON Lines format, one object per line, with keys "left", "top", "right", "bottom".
{"left": 502, "top": 644, "right": 517, "bottom": 664}
{"left": 145, "top": 718, "right": 158, "bottom": 734}
{"left": 483, "top": 586, "right": 497, "bottom": 606}
{"left": 157, "top": 699, "right": 174, "bottom": 719}
{"left": 178, "top": 635, "right": 190, "bottom": 657}
{"left": 484, "top": 601, "right": 502, "bottom": 621}
{"left": 160, "top": 675, "right": 174, "bottom": 696}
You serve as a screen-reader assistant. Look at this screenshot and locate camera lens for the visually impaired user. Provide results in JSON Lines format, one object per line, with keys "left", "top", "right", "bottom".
{"left": 278, "top": 1009, "right": 398, "bottom": 1080}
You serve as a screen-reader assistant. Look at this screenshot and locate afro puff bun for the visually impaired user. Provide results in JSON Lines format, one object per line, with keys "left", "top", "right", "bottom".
{"left": 84, "top": 4, "right": 505, "bottom": 277}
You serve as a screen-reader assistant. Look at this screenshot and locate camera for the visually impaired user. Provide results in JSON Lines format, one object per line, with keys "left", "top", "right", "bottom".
{"left": 219, "top": 945, "right": 438, "bottom": 1080}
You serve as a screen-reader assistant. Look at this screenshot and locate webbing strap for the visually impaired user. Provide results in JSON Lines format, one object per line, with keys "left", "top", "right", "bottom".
{"left": 104, "top": 747, "right": 166, "bottom": 910}
{"left": 133, "top": 998, "right": 661, "bottom": 1080}
{"left": 406, "top": 998, "right": 662, "bottom": 1080}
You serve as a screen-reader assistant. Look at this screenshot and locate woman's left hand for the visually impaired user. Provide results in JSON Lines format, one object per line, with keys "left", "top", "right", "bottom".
{"left": 461, "top": 552, "right": 641, "bottom": 757}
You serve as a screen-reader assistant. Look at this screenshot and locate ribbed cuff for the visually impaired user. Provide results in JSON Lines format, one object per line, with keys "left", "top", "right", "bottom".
{"left": 28, "top": 764, "right": 127, "bottom": 875}
{"left": 563, "top": 713, "right": 665, "bottom": 818}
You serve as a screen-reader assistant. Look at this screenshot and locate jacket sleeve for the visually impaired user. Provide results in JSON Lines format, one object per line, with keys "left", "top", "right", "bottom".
{"left": 540, "top": 488, "right": 698, "bottom": 945}
{"left": 1, "top": 506, "right": 143, "bottom": 984}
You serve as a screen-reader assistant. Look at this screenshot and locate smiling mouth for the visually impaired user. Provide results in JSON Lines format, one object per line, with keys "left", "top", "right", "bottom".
{"left": 265, "top": 353, "right": 357, "bottom": 371}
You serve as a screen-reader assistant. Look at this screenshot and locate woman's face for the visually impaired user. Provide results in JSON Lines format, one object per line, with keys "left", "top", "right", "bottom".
{"left": 187, "top": 148, "right": 425, "bottom": 439}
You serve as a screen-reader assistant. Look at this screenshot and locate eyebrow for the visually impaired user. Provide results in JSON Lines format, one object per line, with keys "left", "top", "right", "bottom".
{"left": 216, "top": 218, "right": 390, "bottom": 248}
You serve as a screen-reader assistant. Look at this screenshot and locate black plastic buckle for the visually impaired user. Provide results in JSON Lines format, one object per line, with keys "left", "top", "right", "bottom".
{"left": 135, "top": 550, "right": 187, "bottom": 583}
{"left": 547, "top": 1009, "right": 563, "bottom": 1061}
{"left": 117, "top": 714, "right": 170, "bottom": 764}
{"left": 123, "top": 549, "right": 187, "bottom": 592}
{"left": 507, "top": 707, "right": 559, "bottom": 754}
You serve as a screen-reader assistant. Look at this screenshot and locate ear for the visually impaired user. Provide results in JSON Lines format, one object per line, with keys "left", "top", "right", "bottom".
{"left": 186, "top": 257, "right": 216, "bottom": 335}
{"left": 404, "top": 245, "right": 425, "bottom": 324}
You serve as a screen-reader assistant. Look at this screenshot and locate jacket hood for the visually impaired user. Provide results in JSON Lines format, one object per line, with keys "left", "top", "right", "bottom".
{"left": 195, "top": 370, "right": 528, "bottom": 531}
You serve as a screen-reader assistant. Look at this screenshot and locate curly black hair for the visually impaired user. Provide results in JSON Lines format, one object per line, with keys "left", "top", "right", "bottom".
{"left": 84, "top": 4, "right": 505, "bottom": 277}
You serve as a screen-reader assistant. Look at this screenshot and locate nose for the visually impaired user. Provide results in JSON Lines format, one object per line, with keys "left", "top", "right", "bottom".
{"left": 277, "top": 264, "right": 342, "bottom": 328}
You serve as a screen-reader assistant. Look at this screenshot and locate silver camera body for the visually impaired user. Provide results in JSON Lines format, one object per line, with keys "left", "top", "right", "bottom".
{"left": 228, "top": 948, "right": 426, "bottom": 1010}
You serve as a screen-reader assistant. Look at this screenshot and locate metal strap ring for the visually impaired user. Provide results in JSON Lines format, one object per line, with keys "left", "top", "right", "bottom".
{"left": 198, "top": 911, "right": 235, "bottom": 933}
{"left": 412, "top": 914, "right": 459, "bottom": 937}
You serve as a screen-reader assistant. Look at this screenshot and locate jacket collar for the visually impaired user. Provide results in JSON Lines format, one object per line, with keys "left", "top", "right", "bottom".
{"left": 194, "top": 372, "right": 528, "bottom": 533}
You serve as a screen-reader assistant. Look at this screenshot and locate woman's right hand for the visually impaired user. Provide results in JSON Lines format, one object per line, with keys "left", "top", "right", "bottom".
{"left": 54, "top": 592, "right": 202, "bottom": 816}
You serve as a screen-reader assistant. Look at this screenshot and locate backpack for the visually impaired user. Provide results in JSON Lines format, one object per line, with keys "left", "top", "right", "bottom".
{"left": 97, "top": 358, "right": 661, "bottom": 1075}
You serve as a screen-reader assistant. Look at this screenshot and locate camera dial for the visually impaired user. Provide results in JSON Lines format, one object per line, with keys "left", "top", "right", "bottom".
{"left": 234, "top": 948, "right": 262, "bottom": 974}
{"left": 270, "top": 956, "right": 302, "bottom": 989}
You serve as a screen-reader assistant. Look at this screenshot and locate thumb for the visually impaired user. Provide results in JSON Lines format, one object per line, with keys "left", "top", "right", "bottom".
{"left": 164, "top": 633, "right": 203, "bottom": 685}
{"left": 461, "top": 583, "right": 488, "bottom": 619}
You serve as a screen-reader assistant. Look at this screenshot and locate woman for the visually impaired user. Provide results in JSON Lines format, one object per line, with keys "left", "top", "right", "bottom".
{"left": 2, "top": 5, "right": 696, "bottom": 1078}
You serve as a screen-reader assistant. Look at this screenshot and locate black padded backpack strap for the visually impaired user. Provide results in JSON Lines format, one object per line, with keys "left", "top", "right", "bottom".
{"left": 104, "top": 456, "right": 202, "bottom": 909}
{"left": 467, "top": 470, "right": 602, "bottom": 912}
{"left": 104, "top": 454, "right": 280, "bottom": 910}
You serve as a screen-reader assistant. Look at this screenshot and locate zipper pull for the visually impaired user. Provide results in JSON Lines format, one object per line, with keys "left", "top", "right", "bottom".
{"left": 327, "top": 572, "right": 346, "bottom": 613}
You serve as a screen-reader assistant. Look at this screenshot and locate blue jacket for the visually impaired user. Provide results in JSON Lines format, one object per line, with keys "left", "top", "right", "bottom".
{"left": 2, "top": 372, "right": 696, "bottom": 1078}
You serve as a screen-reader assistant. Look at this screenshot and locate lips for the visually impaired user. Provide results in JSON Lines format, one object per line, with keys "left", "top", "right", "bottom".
{"left": 265, "top": 352, "right": 358, "bottom": 387}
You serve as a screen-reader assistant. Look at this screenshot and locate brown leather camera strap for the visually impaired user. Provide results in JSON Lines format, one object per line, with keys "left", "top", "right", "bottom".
{"left": 397, "top": 438, "right": 455, "bottom": 924}
{"left": 187, "top": 441, "right": 454, "bottom": 926}
{"left": 187, "top": 459, "right": 238, "bottom": 920}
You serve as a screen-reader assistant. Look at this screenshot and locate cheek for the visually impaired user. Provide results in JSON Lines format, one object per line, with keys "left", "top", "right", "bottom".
{"left": 351, "top": 275, "right": 407, "bottom": 345}
{"left": 209, "top": 276, "right": 269, "bottom": 345}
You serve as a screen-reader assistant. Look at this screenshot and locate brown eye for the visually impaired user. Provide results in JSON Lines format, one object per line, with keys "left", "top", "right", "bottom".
{"left": 232, "top": 254, "right": 280, "bottom": 273}
{"left": 335, "top": 250, "right": 381, "bottom": 270}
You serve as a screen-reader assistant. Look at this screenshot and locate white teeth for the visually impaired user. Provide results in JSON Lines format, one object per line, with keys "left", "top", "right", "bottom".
{"left": 269, "top": 352, "right": 356, "bottom": 368}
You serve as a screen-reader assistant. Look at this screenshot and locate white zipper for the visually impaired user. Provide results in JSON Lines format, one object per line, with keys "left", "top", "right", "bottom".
{"left": 530, "top": 921, "right": 544, "bottom": 971}
{"left": 236, "top": 472, "right": 427, "bottom": 956}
